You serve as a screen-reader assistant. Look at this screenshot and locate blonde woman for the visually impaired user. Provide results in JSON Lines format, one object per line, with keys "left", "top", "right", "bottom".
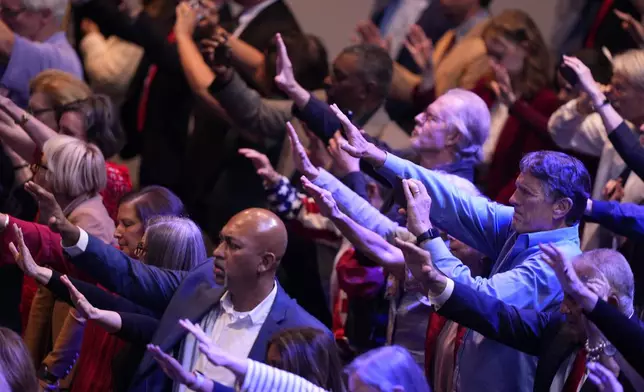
{"left": 0, "top": 135, "right": 115, "bottom": 390}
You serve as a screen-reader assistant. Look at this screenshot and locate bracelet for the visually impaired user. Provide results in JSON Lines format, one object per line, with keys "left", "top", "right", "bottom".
{"left": 584, "top": 340, "right": 616, "bottom": 361}
{"left": 592, "top": 98, "right": 610, "bottom": 111}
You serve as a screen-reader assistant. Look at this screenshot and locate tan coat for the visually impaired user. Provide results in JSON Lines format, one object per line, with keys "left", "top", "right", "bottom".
{"left": 23, "top": 195, "right": 115, "bottom": 386}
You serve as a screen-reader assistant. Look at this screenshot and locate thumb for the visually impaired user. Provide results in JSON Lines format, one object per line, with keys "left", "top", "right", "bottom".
{"left": 8, "top": 242, "right": 19, "bottom": 261}
{"left": 339, "top": 140, "right": 361, "bottom": 157}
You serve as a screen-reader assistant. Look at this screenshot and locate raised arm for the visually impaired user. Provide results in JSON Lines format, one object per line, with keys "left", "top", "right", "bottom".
{"left": 0, "top": 96, "right": 56, "bottom": 159}
{"left": 332, "top": 105, "right": 513, "bottom": 258}
{"left": 585, "top": 199, "right": 644, "bottom": 240}
{"left": 397, "top": 239, "right": 551, "bottom": 356}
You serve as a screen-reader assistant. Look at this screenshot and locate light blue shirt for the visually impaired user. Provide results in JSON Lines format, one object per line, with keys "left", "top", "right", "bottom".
{"left": 373, "top": 153, "right": 581, "bottom": 392}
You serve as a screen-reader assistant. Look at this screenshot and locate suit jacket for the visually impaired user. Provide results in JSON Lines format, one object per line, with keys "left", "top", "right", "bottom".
{"left": 439, "top": 281, "right": 643, "bottom": 391}
{"left": 66, "top": 235, "right": 330, "bottom": 392}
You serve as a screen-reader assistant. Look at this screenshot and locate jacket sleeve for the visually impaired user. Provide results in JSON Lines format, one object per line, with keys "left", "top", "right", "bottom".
{"left": 65, "top": 234, "right": 188, "bottom": 315}
{"left": 585, "top": 200, "right": 644, "bottom": 240}
{"left": 586, "top": 299, "right": 644, "bottom": 377}
{"left": 547, "top": 99, "right": 608, "bottom": 157}
{"left": 437, "top": 281, "right": 553, "bottom": 356}
{"left": 240, "top": 359, "right": 328, "bottom": 392}
{"left": 376, "top": 153, "right": 514, "bottom": 260}
{"left": 116, "top": 312, "right": 160, "bottom": 345}
{"left": 46, "top": 270, "right": 158, "bottom": 318}
{"left": 608, "top": 122, "right": 644, "bottom": 181}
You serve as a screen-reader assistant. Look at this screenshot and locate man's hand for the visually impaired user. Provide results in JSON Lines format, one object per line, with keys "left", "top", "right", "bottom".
{"left": 328, "top": 104, "right": 386, "bottom": 166}
{"left": 328, "top": 131, "right": 360, "bottom": 178}
{"left": 199, "top": 29, "right": 231, "bottom": 75}
{"left": 401, "top": 179, "right": 432, "bottom": 237}
{"left": 274, "top": 33, "right": 297, "bottom": 92}
{"left": 355, "top": 20, "right": 390, "bottom": 51}
{"left": 539, "top": 243, "right": 598, "bottom": 311}
{"left": 148, "top": 344, "right": 198, "bottom": 386}
{"left": 175, "top": 2, "right": 199, "bottom": 37}
{"left": 61, "top": 275, "right": 98, "bottom": 321}
{"left": 287, "top": 121, "right": 320, "bottom": 180}
{"left": 602, "top": 178, "right": 624, "bottom": 202}
{"left": 24, "top": 181, "right": 79, "bottom": 245}
{"left": 394, "top": 238, "right": 447, "bottom": 296}
{"left": 588, "top": 361, "right": 624, "bottom": 392}
{"left": 489, "top": 60, "right": 517, "bottom": 105}
{"left": 301, "top": 176, "right": 343, "bottom": 220}
{"left": 238, "top": 148, "right": 283, "bottom": 186}
{"left": 404, "top": 24, "right": 433, "bottom": 72}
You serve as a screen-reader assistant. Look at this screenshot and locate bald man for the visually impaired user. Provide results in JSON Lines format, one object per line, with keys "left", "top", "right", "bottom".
{"left": 37, "top": 194, "right": 329, "bottom": 391}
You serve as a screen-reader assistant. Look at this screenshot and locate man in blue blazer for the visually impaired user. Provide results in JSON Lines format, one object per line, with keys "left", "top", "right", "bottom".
{"left": 28, "top": 181, "right": 329, "bottom": 392}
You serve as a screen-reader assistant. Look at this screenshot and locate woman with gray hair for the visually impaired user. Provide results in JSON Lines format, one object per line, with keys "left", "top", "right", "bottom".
{"left": 0, "top": 134, "right": 114, "bottom": 389}
{"left": 9, "top": 213, "right": 207, "bottom": 391}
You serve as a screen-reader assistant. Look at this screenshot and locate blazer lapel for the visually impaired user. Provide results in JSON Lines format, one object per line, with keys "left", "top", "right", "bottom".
{"left": 247, "top": 285, "right": 291, "bottom": 360}
{"left": 138, "top": 285, "right": 226, "bottom": 376}
{"left": 535, "top": 322, "right": 581, "bottom": 392}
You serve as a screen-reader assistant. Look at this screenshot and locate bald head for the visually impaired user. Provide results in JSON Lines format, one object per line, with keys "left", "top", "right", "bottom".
{"left": 227, "top": 208, "right": 288, "bottom": 261}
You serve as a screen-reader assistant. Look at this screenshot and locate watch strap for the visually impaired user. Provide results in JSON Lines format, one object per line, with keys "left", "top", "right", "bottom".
{"left": 416, "top": 228, "right": 440, "bottom": 245}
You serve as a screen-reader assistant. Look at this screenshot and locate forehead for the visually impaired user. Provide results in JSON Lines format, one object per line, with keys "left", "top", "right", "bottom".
{"left": 429, "top": 96, "right": 455, "bottom": 116}
{"left": 516, "top": 172, "right": 545, "bottom": 192}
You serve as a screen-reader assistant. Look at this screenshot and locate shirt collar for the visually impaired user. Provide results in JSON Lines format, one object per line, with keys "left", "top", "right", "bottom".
{"left": 219, "top": 282, "right": 278, "bottom": 325}
{"left": 517, "top": 225, "right": 580, "bottom": 249}
{"left": 453, "top": 8, "right": 489, "bottom": 42}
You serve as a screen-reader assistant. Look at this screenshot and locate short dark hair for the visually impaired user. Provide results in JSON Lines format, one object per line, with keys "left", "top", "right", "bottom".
{"left": 519, "top": 151, "right": 591, "bottom": 225}
{"left": 340, "top": 44, "right": 394, "bottom": 100}
{"left": 267, "top": 328, "right": 344, "bottom": 392}
{"left": 119, "top": 185, "right": 185, "bottom": 229}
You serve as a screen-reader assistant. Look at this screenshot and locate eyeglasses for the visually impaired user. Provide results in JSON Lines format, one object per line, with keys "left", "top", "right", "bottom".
{"left": 134, "top": 241, "right": 147, "bottom": 259}
{"left": 27, "top": 106, "right": 57, "bottom": 117}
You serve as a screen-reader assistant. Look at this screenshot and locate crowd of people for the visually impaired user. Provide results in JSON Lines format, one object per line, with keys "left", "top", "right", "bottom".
{"left": 0, "top": 0, "right": 644, "bottom": 390}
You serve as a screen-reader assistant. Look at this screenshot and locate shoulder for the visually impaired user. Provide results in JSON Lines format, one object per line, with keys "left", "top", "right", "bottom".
{"left": 283, "top": 298, "right": 331, "bottom": 335}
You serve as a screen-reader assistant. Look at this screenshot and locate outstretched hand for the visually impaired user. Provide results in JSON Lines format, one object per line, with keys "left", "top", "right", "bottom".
{"left": 539, "top": 243, "right": 598, "bottom": 311}
{"left": 300, "top": 176, "right": 343, "bottom": 219}
{"left": 404, "top": 24, "right": 433, "bottom": 72}
{"left": 287, "top": 121, "right": 320, "bottom": 180}
{"left": 239, "top": 148, "right": 282, "bottom": 186}
{"left": 328, "top": 104, "right": 374, "bottom": 159}
{"left": 24, "top": 182, "right": 79, "bottom": 245}
{"left": 355, "top": 20, "right": 390, "bottom": 51}
{"left": 615, "top": 9, "right": 644, "bottom": 48}
{"left": 401, "top": 179, "right": 432, "bottom": 237}
{"left": 393, "top": 238, "right": 446, "bottom": 296}
{"left": 328, "top": 131, "right": 360, "bottom": 178}
{"left": 147, "top": 344, "right": 198, "bottom": 386}
{"left": 561, "top": 56, "right": 602, "bottom": 100}
{"left": 8, "top": 223, "right": 40, "bottom": 278}
{"left": 61, "top": 275, "right": 98, "bottom": 321}
{"left": 274, "top": 33, "right": 297, "bottom": 93}
{"left": 179, "top": 319, "right": 248, "bottom": 376}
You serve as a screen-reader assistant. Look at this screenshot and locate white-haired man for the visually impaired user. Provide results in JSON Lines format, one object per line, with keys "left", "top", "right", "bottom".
{"left": 0, "top": 0, "right": 82, "bottom": 107}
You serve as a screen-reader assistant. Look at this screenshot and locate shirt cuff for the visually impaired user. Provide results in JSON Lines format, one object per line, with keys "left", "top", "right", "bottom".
{"left": 427, "top": 278, "right": 454, "bottom": 310}
{"left": 62, "top": 228, "right": 89, "bottom": 257}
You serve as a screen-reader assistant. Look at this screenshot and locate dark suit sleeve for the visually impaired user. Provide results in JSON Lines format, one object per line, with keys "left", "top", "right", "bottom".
{"left": 585, "top": 200, "right": 644, "bottom": 240}
{"left": 437, "top": 282, "right": 552, "bottom": 356}
{"left": 67, "top": 235, "right": 188, "bottom": 314}
{"left": 117, "top": 312, "right": 160, "bottom": 345}
{"left": 608, "top": 122, "right": 644, "bottom": 181}
{"left": 586, "top": 300, "right": 644, "bottom": 377}
{"left": 46, "top": 270, "right": 158, "bottom": 318}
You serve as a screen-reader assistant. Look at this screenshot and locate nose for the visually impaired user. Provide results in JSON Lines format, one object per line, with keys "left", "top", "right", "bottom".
{"left": 213, "top": 243, "right": 224, "bottom": 259}
{"left": 114, "top": 225, "right": 123, "bottom": 238}
{"left": 508, "top": 191, "right": 518, "bottom": 207}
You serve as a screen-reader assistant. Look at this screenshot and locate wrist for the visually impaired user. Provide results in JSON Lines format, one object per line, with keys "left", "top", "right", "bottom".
{"left": 590, "top": 92, "right": 608, "bottom": 108}
{"left": 61, "top": 225, "right": 81, "bottom": 247}
{"left": 425, "top": 274, "right": 447, "bottom": 297}
{"left": 365, "top": 144, "right": 387, "bottom": 167}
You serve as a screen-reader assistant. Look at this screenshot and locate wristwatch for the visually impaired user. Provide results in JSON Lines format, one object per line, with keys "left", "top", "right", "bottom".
{"left": 415, "top": 227, "right": 441, "bottom": 245}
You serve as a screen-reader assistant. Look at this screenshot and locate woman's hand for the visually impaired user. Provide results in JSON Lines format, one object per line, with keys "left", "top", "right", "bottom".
{"left": 300, "top": 176, "right": 343, "bottom": 220}
{"left": 238, "top": 148, "right": 283, "bottom": 186}
{"left": 328, "top": 131, "right": 360, "bottom": 178}
{"left": 562, "top": 56, "right": 603, "bottom": 104}
{"left": 489, "top": 60, "right": 517, "bottom": 105}
{"left": 148, "top": 344, "right": 199, "bottom": 386}
{"left": 287, "top": 122, "right": 320, "bottom": 180}
{"left": 602, "top": 178, "right": 625, "bottom": 202}
{"left": 8, "top": 223, "right": 42, "bottom": 279}
{"left": 60, "top": 275, "right": 99, "bottom": 321}
{"left": 404, "top": 24, "right": 433, "bottom": 73}
{"left": 175, "top": 2, "right": 198, "bottom": 37}
{"left": 615, "top": 9, "right": 644, "bottom": 48}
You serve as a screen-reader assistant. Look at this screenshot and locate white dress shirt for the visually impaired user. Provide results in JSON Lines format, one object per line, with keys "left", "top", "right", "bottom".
{"left": 232, "top": 0, "right": 280, "bottom": 37}
{"left": 189, "top": 284, "right": 278, "bottom": 389}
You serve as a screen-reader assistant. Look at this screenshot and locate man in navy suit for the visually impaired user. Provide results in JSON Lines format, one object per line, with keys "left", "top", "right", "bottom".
{"left": 396, "top": 218, "right": 641, "bottom": 391}
{"left": 28, "top": 181, "right": 329, "bottom": 392}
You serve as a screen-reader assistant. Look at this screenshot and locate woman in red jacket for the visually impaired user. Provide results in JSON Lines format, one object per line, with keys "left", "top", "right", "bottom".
{"left": 408, "top": 9, "right": 595, "bottom": 204}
